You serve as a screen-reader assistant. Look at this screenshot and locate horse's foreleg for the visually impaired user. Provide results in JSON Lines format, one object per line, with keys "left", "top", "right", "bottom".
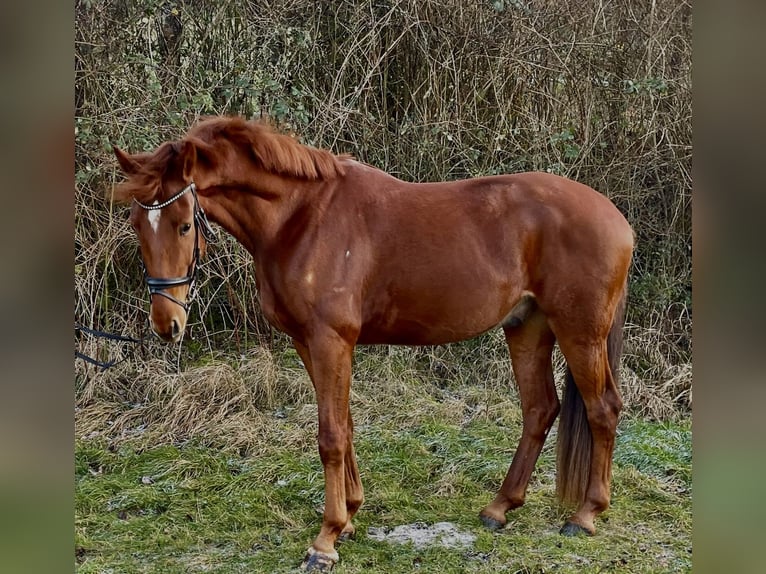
{"left": 294, "top": 332, "right": 355, "bottom": 572}
{"left": 339, "top": 404, "right": 364, "bottom": 542}
{"left": 480, "top": 310, "right": 559, "bottom": 530}
{"left": 293, "top": 340, "right": 363, "bottom": 544}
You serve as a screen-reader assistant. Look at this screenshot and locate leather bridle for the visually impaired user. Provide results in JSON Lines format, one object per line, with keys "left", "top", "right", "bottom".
{"left": 134, "top": 182, "right": 216, "bottom": 312}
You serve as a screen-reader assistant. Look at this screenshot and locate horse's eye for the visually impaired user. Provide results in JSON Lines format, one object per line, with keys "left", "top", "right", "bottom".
{"left": 180, "top": 223, "right": 192, "bottom": 236}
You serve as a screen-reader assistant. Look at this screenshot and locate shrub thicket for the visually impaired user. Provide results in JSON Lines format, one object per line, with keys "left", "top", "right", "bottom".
{"left": 75, "top": 0, "right": 691, "bottom": 420}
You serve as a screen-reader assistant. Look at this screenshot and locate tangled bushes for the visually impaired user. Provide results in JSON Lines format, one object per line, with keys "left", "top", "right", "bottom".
{"left": 75, "top": 0, "right": 691, "bottom": 414}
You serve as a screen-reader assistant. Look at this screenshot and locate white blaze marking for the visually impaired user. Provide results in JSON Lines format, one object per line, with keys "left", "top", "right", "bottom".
{"left": 148, "top": 201, "right": 161, "bottom": 233}
{"left": 345, "top": 250, "right": 350, "bottom": 258}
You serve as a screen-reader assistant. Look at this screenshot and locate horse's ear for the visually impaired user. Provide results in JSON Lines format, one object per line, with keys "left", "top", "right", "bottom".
{"left": 113, "top": 145, "right": 146, "bottom": 175}
{"left": 179, "top": 137, "right": 216, "bottom": 183}
{"left": 180, "top": 140, "right": 197, "bottom": 182}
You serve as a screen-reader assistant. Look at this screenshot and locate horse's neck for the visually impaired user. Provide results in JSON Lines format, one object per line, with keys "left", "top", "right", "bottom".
{"left": 201, "top": 177, "right": 322, "bottom": 257}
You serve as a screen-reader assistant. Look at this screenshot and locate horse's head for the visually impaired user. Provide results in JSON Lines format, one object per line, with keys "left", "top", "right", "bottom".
{"left": 113, "top": 141, "right": 216, "bottom": 342}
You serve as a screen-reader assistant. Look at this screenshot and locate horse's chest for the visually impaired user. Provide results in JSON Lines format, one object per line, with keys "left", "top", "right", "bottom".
{"left": 258, "top": 283, "right": 292, "bottom": 332}
{"left": 257, "top": 274, "right": 311, "bottom": 339}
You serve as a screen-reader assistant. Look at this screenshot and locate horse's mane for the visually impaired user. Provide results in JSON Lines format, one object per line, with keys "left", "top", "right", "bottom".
{"left": 188, "top": 116, "right": 350, "bottom": 181}
{"left": 112, "top": 116, "right": 350, "bottom": 205}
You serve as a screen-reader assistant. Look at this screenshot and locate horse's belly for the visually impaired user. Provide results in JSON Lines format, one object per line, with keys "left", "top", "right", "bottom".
{"left": 357, "top": 321, "right": 493, "bottom": 345}
{"left": 358, "top": 289, "right": 519, "bottom": 345}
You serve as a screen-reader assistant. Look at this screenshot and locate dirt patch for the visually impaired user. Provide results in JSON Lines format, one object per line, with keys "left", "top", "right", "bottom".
{"left": 367, "top": 522, "right": 476, "bottom": 550}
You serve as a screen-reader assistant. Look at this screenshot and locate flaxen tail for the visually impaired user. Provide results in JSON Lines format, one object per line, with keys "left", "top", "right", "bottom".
{"left": 555, "top": 284, "right": 627, "bottom": 506}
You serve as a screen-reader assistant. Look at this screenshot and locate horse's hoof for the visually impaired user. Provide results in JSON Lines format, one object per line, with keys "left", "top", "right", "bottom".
{"left": 300, "top": 547, "right": 339, "bottom": 572}
{"left": 479, "top": 513, "right": 505, "bottom": 531}
{"left": 560, "top": 521, "right": 594, "bottom": 537}
{"left": 337, "top": 529, "right": 356, "bottom": 543}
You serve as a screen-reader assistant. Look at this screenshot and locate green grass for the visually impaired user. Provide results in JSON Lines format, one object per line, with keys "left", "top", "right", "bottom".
{"left": 76, "top": 415, "right": 691, "bottom": 573}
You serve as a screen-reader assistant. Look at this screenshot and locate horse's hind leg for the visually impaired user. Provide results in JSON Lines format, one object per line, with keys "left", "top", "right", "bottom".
{"left": 554, "top": 334, "right": 622, "bottom": 536}
{"left": 479, "top": 308, "right": 559, "bottom": 530}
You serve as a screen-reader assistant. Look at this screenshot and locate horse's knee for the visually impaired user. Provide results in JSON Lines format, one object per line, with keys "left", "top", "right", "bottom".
{"left": 318, "top": 428, "right": 347, "bottom": 465}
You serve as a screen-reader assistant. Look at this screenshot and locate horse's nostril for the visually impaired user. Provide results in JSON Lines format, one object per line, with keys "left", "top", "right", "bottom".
{"left": 171, "top": 319, "right": 181, "bottom": 338}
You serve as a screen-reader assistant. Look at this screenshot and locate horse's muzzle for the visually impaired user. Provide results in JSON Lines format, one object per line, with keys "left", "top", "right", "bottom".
{"left": 149, "top": 310, "right": 185, "bottom": 343}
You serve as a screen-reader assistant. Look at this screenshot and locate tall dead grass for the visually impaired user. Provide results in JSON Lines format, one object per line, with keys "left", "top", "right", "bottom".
{"left": 76, "top": 0, "right": 691, "bottom": 445}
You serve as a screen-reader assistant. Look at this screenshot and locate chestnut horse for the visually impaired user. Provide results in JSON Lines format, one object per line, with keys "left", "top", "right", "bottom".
{"left": 112, "top": 116, "right": 633, "bottom": 572}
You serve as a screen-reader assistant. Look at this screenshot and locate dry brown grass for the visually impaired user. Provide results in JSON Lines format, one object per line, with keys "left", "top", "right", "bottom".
{"left": 76, "top": 346, "right": 311, "bottom": 451}
{"left": 76, "top": 330, "right": 689, "bottom": 455}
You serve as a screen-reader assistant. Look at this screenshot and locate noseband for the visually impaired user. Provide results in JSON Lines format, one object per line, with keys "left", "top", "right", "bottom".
{"left": 134, "top": 182, "right": 216, "bottom": 312}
